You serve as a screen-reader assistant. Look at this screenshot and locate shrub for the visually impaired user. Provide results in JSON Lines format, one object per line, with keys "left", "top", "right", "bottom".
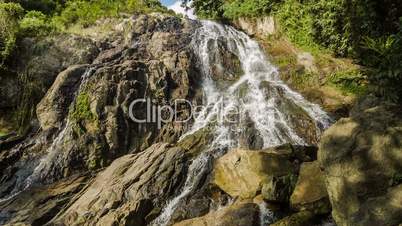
{"left": 52, "top": 0, "right": 168, "bottom": 28}
{"left": 275, "top": 0, "right": 321, "bottom": 52}
{"left": 19, "top": 10, "right": 55, "bottom": 36}
{"left": 223, "top": 0, "right": 279, "bottom": 19}
{"left": 7, "top": 0, "right": 63, "bottom": 15}
{"left": 361, "top": 33, "right": 402, "bottom": 102}
{"left": 70, "top": 92, "right": 97, "bottom": 123}
{"left": 191, "top": 0, "right": 225, "bottom": 19}
{"left": 52, "top": 0, "right": 121, "bottom": 28}
{"left": 328, "top": 70, "right": 367, "bottom": 95}
{"left": 0, "top": 2, "right": 24, "bottom": 65}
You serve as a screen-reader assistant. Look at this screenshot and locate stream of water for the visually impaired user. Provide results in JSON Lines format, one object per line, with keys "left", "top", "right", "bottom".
{"left": 151, "top": 20, "right": 332, "bottom": 226}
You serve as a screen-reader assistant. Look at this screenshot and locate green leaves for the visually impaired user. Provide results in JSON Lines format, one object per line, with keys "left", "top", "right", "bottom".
{"left": 19, "top": 10, "right": 55, "bottom": 36}
{"left": 223, "top": 0, "right": 277, "bottom": 19}
{"left": 361, "top": 34, "right": 402, "bottom": 102}
{"left": 0, "top": 2, "right": 24, "bottom": 65}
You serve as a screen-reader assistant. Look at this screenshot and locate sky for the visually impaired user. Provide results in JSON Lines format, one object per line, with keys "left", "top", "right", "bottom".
{"left": 160, "top": 0, "right": 177, "bottom": 6}
{"left": 160, "top": 0, "right": 196, "bottom": 19}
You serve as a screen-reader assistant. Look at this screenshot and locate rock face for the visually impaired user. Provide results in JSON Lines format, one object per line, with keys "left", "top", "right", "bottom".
{"left": 53, "top": 143, "right": 189, "bottom": 225}
{"left": 173, "top": 202, "right": 260, "bottom": 226}
{"left": 319, "top": 100, "right": 402, "bottom": 226}
{"left": 290, "top": 161, "right": 330, "bottom": 214}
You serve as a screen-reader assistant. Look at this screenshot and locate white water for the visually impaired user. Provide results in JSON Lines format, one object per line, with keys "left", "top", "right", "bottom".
{"left": 259, "top": 202, "right": 276, "bottom": 225}
{"left": 152, "top": 21, "right": 332, "bottom": 226}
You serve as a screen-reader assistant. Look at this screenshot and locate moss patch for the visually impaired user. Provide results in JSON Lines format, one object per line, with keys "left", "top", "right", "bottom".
{"left": 70, "top": 92, "right": 96, "bottom": 123}
{"left": 69, "top": 92, "right": 100, "bottom": 134}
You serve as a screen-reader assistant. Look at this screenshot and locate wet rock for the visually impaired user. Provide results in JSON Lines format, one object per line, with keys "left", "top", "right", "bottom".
{"left": 36, "top": 65, "right": 89, "bottom": 130}
{"left": 212, "top": 148, "right": 296, "bottom": 199}
{"left": 208, "top": 38, "right": 243, "bottom": 81}
{"left": 290, "top": 161, "right": 330, "bottom": 214}
{"left": 0, "top": 14, "right": 202, "bottom": 225}
{"left": 173, "top": 202, "right": 260, "bottom": 226}
{"left": 170, "top": 185, "right": 232, "bottom": 224}
{"left": 52, "top": 143, "right": 189, "bottom": 225}
{"left": 0, "top": 68, "right": 20, "bottom": 109}
{"left": 319, "top": 101, "right": 402, "bottom": 226}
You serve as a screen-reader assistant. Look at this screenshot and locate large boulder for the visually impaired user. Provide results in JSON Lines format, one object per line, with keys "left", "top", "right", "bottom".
{"left": 319, "top": 101, "right": 402, "bottom": 226}
{"left": 290, "top": 161, "right": 330, "bottom": 214}
{"left": 212, "top": 148, "right": 296, "bottom": 200}
{"left": 173, "top": 202, "right": 260, "bottom": 226}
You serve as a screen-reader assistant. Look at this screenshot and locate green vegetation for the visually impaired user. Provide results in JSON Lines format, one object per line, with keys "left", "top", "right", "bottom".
{"left": 0, "top": 0, "right": 169, "bottom": 65}
{"left": 274, "top": 0, "right": 321, "bottom": 53}
{"left": 70, "top": 92, "right": 96, "bottom": 123}
{"left": 223, "top": 0, "right": 278, "bottom": 19}
{"left": 327, "top": 70, "right": 367, "bottom": 95}
{"left": 0, "top": 3, "right": 24, "bottom": 65}
{"left": 189, "top": 0, "right": 402, "bottom": 102}
{"left": 19, "top": 10, "right": 55, "bottom": 36}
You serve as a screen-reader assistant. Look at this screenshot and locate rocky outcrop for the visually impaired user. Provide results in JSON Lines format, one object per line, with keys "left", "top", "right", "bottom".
{"left": 52, "top": 143, "right": 189, "bottom": 225}
{"left": 0, "top": 14, "right": 203, "bottom": 225}
{"left": 213, "top": 149, "right": 295, "bottom": 199}
{"left": 290, "top": 161, "right": 330, "bottom": 214}
{"left": 319, "top": 98, "right": 402, "bottom": 226}
{"left": 173, "top": 202, "right": 260, "bottom": 226}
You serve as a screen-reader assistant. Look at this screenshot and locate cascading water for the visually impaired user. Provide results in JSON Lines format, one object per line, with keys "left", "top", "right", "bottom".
{"left": 152, "top": 20, "right": 332, "bottom": 226}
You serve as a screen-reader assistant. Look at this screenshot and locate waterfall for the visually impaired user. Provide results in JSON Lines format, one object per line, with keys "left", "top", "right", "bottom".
{"left": 152, "top": 20, "right": 332, "bottom": 226}
{"left": 24, "top": 66, "right": 97, "bottom": 186}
